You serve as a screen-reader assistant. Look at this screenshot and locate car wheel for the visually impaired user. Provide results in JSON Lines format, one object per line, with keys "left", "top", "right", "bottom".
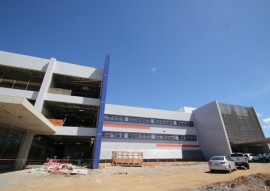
{"left": 228, "top": 166, "right": 231, "bottom": 173}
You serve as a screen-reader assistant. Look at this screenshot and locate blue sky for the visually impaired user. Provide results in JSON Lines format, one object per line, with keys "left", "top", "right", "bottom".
{"left": 1, "top": 0, "right": 270, "bottom": 136}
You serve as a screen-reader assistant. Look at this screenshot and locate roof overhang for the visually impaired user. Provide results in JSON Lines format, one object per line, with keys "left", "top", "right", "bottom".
{"left": 0, "top": 95, "right": 56, "bottom": 133}
{"left": 231, "top": 138, "right": 270, "bottom": 146}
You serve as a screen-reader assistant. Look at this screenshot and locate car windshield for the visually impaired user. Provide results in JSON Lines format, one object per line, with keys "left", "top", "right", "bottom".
{"left": 210, "top": 157, "right": 224, "bottom": 160}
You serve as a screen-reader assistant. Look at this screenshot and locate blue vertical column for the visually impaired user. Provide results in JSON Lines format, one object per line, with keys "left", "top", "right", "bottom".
{"left": 92, "top": 54, "right": 110, "bottom": 169}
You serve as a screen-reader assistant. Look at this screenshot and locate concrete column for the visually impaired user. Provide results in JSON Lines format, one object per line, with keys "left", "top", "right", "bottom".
{"left": 34, "top": 58, "right": 56, "bottom": 112}
{"left": 92, "top": 55, "right": 110, "bottom": 169}
{"left": 14, "top": 131, "right": 34, "bottom": 170}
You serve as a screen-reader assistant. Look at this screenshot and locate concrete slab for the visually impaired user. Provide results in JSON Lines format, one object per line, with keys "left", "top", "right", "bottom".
{"left": 0, "top": 95, "right": 56, "bottom": 133}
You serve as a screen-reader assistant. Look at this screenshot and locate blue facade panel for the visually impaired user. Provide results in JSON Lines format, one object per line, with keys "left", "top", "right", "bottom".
{"left": 92, "top": 54, "right": 110, "bottom": 169}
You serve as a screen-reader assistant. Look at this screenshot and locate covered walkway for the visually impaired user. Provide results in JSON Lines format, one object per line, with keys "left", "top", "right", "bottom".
{"left": 0, "top": 95, "right": 56, "bottom": 171}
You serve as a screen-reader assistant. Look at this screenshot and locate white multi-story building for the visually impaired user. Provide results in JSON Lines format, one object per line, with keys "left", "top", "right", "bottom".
{"left": 101, "top": 104, "right": 202, "bottom": 161}
{"left": 0, "top": 51, "right": 268, "bottom": 172}
{"left": 0, "top": 51, "right": 109, "bottom": 171}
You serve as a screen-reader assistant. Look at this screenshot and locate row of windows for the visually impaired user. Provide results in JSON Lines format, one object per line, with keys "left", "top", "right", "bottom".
{"left": 102, "top": 131, "right": 197, "bottom": 141}
{"left": 104, "top": 115, "right": 194, "bottom": 127}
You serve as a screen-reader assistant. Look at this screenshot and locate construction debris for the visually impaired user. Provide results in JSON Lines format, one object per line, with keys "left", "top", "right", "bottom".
{"left": 71, "top": 168, "right": 88, "bottom": 175}
{"left": 28, "top": 160, "right": 88, "bottom": 175}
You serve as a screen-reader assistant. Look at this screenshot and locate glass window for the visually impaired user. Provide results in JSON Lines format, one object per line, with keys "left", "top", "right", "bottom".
{"left": 102, "top": 132, "right": 125, "bottom": 138}
{"left": 154, "top": 119, "right": 174, "bottom": 125}
{"left": 103, "top": 131, "right": 196, "bottom": 142}
{"left": 176, "top": 121, "right": 193, "bottom": 127}
{"left": 104, "top": 115, "right": 125, "bottom": 122}
{"left": 178, "top": 135, "right": 196, "bottom": 141}
{"left": 128, "top": 117, "right": 152, "bottom": 124}
{"left": 127, "top": 133, "right": 151, "bottom": 139}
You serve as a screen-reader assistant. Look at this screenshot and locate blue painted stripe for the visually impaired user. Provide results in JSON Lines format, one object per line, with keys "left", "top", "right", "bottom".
{"left": 92, "top": 54, "right": 110, "bottom": 169}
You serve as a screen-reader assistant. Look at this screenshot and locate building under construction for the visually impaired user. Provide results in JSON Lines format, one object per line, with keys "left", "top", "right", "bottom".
{"left": 0, "top": 51, "right": 269, "bottom": 172}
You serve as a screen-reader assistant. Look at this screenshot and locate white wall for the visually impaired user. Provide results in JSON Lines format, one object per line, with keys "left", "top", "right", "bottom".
{"left": 0, "top": 88, "right": 38, "bottom": 100}
{"left": 55, "top": 127, "right": 97, "bottom": 136}
{"left": 105, "top": 104, "right": 192, "bottom": 121}
{"left": 0, "top": 51, "right": 49, "bottom": 71}
{"left": 100, "top": 139, "right": 199, "bottom": 159}
{"left": 54, "top": 61, "right": 103, "bottom": 81}
{"left": 0, "top": 51, "right": 104, "bottom": 137}
{"left": 193, "top": 101, "right": 232, "bottom": 160}
{"left": 45, "top": 93, "right": 100, "bottom": 106}
{"left": 0, "top": 51, "right": 104, "bottom": 81}
{"left": 101, "top": 104, "right": 201, "bottom": 160}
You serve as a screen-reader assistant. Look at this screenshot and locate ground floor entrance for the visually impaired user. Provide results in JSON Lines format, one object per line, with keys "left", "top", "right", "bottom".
{"left": 0, "top": 125, "right": 26, "bottom": 172}
{"left": 231, "top": 144, "right": 270, "bottom": 154}
{"left": 27, "top": 135, "right": 95, "bottom": 167}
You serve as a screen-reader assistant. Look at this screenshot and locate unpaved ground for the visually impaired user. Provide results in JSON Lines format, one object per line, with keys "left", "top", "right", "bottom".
{"left": 0, "top": 162, "right": 270, "bottom": 191}
{"left": 198, "top": 173, "right": 270, "bottom": 191}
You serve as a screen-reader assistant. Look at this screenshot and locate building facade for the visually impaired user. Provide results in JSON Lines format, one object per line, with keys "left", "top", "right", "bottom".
{"left": 0, "top": 51, "right": 109, "bottom": 171}
{"left": 0, "top": 51, "right": 268, "bottom": 171}
{"left": 192, "top": 101, "right": 269, "bottom": 160}
{"left": 101, "top": 104, "right": 203, "bottom": 161}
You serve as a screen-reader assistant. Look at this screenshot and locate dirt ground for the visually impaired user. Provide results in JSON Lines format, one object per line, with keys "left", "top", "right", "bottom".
{"left": 0, "top": 162, "right": 270, "bottom": 191}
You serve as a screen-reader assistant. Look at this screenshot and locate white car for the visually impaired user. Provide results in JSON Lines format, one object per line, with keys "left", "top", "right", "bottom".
{"left": 244, "top": 153, "right": 254, "bottom": 162}
{"left": 209, "top": 156, "right": 237, "bottom": 173}
{"left": 252, "top": 153, "right": 269, "bottom": 162}
{"left": 252, "top": 154, "right": 261, "bottom": 162}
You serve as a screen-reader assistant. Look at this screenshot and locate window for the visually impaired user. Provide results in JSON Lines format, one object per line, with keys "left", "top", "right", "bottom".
{"left": 155, "top": 134, "right": 164, "bottom": 140}
{"left": 104, "top": 115, "right": 125, "bottom": 122}
{"left": 211, "top": 156, "right": 224, "bottom": 160}
{"left": 154, "top": 119, "right": 174, "bottom": 125}
{"left": 185, "top": 135, "right": 197, "bottom": 141}
{"left": 103, "top": 114, "right": 194, "bottom": 127}
{"left": 154, "top": 134, "right": 178, "bottom": 140}
{"left": 128, "top": 117, "right": 152, "bottom": 124}
{"left": 178, "top": 135, "right": 186, "bottom": 141}
{"left": 176, "top": 121, "right": 194, "bottom": 127}
{"left": 103, "top": 131, "right": 196, "bottom": 142}
{"left": 102, "top": 132, "right": 125, "bottom": 138}
{"left": 178, "top": 135, "right": 196, "bottom": 141}
{"left": 128, "top": 133, "right": 151, "bottom": 139}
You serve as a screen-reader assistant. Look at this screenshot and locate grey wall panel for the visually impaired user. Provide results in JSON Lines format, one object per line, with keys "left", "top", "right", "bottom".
{"left": 193, "top": 101, "right": 231, "bottom": 160}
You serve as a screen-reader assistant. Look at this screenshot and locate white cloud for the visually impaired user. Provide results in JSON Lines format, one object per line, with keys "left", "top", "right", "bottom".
{"left": 263, "top": 118, "right": 270, "bottom": 124}
{"left": 150, "top": 67, "right": 157, "bottom": 74}
{"left": 263, "top": 125, "right": 270, "bottom": 129}
{"left": 257, "top": 113, "right": 262, "bottom": 117}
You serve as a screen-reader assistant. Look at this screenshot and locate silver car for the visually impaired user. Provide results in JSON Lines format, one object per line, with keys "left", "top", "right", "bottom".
{"left": 208, "top": 156, "right": 237, "bottom": 173}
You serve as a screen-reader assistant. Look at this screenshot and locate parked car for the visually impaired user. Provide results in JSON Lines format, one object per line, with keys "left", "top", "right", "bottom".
{"left": 244, "top": 153, "right": 254, "bottom": 162}
{"left": 252, "top": 154, "right": 262, "bottom": 162}
{"left": 208, "top": 156, "right": 237, "bottom": 173}
{"left": 252, "top": 153, "right": 269, "bottom": 162}
{"left": 230, "top": 153, "right": 250, "bottom": 169}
